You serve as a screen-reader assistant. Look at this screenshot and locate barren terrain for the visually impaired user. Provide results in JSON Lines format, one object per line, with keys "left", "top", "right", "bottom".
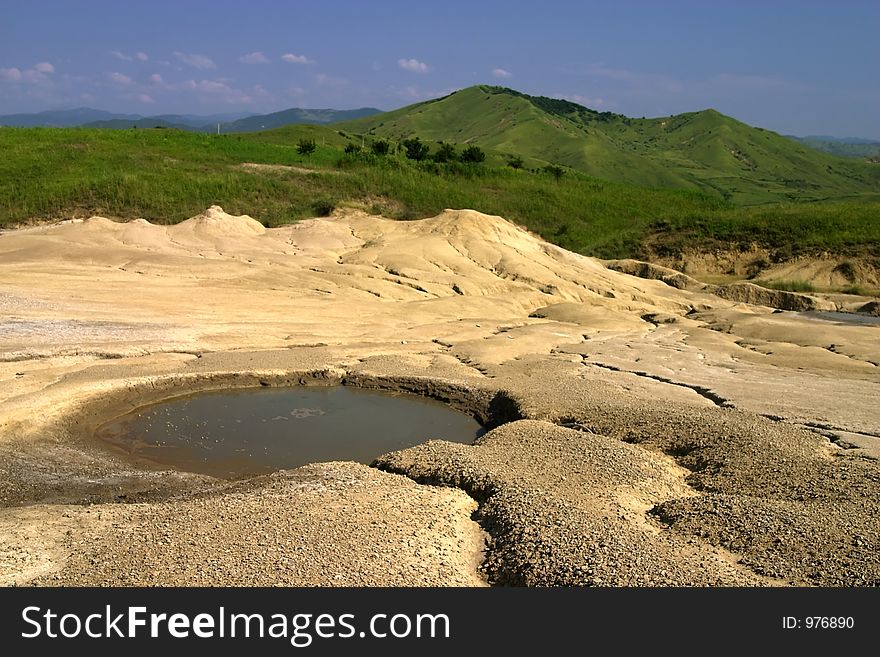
{"left": 1, "top": 206, "right": 877, "bottom": 586}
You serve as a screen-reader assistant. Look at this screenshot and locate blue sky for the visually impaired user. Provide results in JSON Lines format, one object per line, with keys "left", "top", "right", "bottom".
{"left": 2, "top": 0, "right": 878, "bottom": 137}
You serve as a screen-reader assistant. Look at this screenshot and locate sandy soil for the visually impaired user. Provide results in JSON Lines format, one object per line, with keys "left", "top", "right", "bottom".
{"left": 1, "top": 206, "right": 877, "bottom": 586}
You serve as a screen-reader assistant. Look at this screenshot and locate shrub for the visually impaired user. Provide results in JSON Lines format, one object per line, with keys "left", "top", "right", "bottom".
{"left": 433, "top": 142, "right": 456, "bottom": 163}
{"left": 506, "top": 154, "right": 524, "bottom": 169}
{"left": 543, "top": 164, "right": 565, "bottom": 181}
{"left": 460, "top": 145, "right": 486, "bottom": 163}
{"left": 296, "top": 138, "right": 316, "bottom": 155}
{"left": 370, "top": 139, "right": 391, "bottom": 156}
{"left": 834, "top": 260, "right": 857, "bottom": 281}
{"left": 344, "top": 143, "right": 362, "bottom": 154}
{"left": 312, "top": 198, "right": 335, "bottom": 216}
{"left": 403, "top": 137, "right": 430, "bottom": 161}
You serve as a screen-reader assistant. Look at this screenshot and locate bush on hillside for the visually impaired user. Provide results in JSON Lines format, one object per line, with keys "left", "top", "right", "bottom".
{"left": 403, "top": 137, "right": 430, "bottom": 161}
{"left": 460, "top": 145, "right": 486, "bottom": 163}
{"left": 296, "top": 138, "right": 316, "bottom": 155}
{"left": 433, "top": 142, "right": 457, "bottom": 163}
{"left": 370, "top": 139, "right": 391, "bottom": 156}
{"left": 543, "top": 164, "right": 565, "bottom": 181}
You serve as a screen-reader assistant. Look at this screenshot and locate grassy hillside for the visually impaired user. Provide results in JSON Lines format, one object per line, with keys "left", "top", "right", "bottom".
{"left": 339, "top": 85, "right": 880, "bottom": 205}
{"left": 2, "top": 126, "right": 878, "bottom": 268}
{"left": 219, "top": 107, "right": 381, "bottom": 133}
{"left": 83, "top": 118, "right": 196, "bottom": 131}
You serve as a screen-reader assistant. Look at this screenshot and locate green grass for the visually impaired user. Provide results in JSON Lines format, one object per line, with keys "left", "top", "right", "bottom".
{"left": 1, "top": 126, "right": 879, "bottom": 263}
{"left": 647, "top": 200, "right": 880, "bottom": 259}
{"left": 753, "top": 280, "right": 817, "bottom": 293}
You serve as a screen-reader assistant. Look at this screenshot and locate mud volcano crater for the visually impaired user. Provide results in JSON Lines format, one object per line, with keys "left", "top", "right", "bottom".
{"left": 95, "top": 385, "right": 485, "bottom": 478}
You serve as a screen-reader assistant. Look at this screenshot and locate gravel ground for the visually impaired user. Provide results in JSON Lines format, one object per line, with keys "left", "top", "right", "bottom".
{"left": 32, "top": 462, "right": 486, "bottom": 587}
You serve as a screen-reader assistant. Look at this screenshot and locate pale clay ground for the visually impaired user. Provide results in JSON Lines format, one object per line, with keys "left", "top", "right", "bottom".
{"left": 0, "top": 206, "right": 877, "bottom": 586}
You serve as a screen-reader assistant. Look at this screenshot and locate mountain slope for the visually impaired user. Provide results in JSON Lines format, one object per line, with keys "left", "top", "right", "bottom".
{"left": 82, "top": 118, "right": 196, "bottom": 131}
{"left": 219, "top": 107, "right": 381, "bottom": 133}
{"left": 0, "top": 108, "right": 142, "bottom": 127}
{"left": 339, "top": 85, "right": 880, "bottom": 205}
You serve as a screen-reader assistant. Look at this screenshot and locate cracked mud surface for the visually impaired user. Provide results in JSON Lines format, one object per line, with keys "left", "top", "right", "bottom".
{"left": 1, "top": 206, "right": 878, "bottom": 586}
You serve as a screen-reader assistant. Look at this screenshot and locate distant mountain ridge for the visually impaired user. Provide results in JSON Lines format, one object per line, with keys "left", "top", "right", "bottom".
{"left": 787, "top": 135, "right": 880, "bottom": 159}
{"left": 0, "top": 107, "right": 143, "bottom": 127}
{"left": 338, "top": 85, "right": 880, "bottom": 205}
{"left": 216, "top": 107, "right": 381, "bottom": 132}
{"left": 0, "top": 106, "right": 381, "bottom": 132}
{"left": 796, "top": 135, "right": 880, "bottom": 145}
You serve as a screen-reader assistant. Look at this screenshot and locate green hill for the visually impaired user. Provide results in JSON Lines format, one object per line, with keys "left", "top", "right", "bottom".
{"left": 236, "top": 123, "right": 354, "bottom": 149}
{"left": 82, "top": 118, "right": 195, "bottom": 131}
{"left": 220, "top": 107, "right": 381, "bottom": 133}
{"left": 339, "top": 85, "right": 880, "bottom": 205}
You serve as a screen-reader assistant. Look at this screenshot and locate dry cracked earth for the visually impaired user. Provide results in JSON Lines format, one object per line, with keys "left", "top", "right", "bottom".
{"left": 0, "top": 206, "right": 877, "bottom": 587}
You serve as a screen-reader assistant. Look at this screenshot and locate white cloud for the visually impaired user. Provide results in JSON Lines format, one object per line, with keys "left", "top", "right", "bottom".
{"left": 398, "top": 58, "right": 429, "bottom": 73}
{"left": 112, "top": 51, "right": 148, "bottom": 64}
{"left": 149, "top": 73, "right": 164, "bottom": 84}
{"left": 491, "top": 68, "right": 512, "bottom": 79}
{"left": 136, "top": 93, "right": 154, "bottom": 103}
{"left": 22, "top": 69, "right": 49, "bottom": 84}
{"left": 106, "top": 71, "right": 133, "bottom": 86}
{"left": 184, "top": 79, "right": 230, "bottom": 93}
{"left": 281, "top": 53, "right": 311, "bottom": 64}
{"left": 239, "top": 51, "right": 270, "bottom": 65}
{"left": 182, "top": 79, "right": 253, "bottom": 104}
{"left": 315, "top": 73, "right": 347, "bottom": 87}
{"left": 2, "top": 65, "right": 55, "bottom": 84}
{"left": 0, "top": 67, "right": 22, "bottom": 82}
{"left": 174, "top": 51, "right": 216, "bottom": 70}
